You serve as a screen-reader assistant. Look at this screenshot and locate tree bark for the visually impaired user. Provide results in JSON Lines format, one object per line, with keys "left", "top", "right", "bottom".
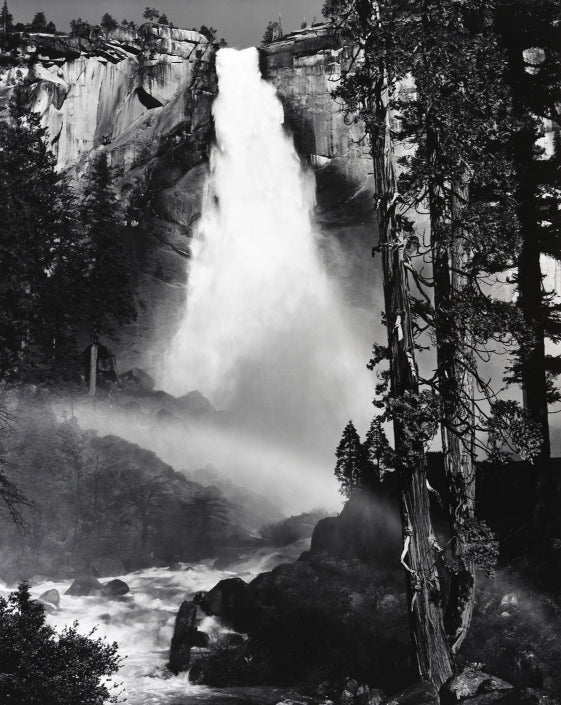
{"left": 373, "top": 95, "right": 454, "bottom": 688}
{"left": 89, "top": 341, "right": 98, "bottom": 397}
{"left": 431, "top": 170, "right": 476, "bottom": 653}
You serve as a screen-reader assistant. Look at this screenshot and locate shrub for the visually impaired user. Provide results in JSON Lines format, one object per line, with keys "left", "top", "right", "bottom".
{"left": 0, "top": 582, "right": 121, "bottom": 704}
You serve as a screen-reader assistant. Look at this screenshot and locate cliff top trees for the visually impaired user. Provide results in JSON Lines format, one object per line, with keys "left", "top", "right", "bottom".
{"left": 334, "top": 420, "right": 369, "bottom": 496}
{"left": 100, "top": 13, "right": 118, "bottom": 34}
{"left": 262, "top": 19, "right": 283, "bottom": 44}
{"left": 334, "top": 418, "right": 393, "bottom": 496}
{"left": 143, "top": 7, "right": 160, "bottom": 22}
{"left": 29, "top": 11, "right": 56, "bottom": 34}
{"left": 0, "top": 1, "right": 13, "bottom": 34}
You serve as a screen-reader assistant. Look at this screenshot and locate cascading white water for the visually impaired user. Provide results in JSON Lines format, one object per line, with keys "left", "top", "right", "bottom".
{"left": 160, "top": 47, "right": 373, "bottom": 508}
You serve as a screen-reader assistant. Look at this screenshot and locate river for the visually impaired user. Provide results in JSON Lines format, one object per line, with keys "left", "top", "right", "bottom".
{"left": 2, "top": 544, "right": 308, "bottom": 705}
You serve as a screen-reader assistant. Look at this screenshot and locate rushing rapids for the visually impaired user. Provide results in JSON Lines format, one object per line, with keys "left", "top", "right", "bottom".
{"left": 0, "top": 545, "right": 306, "bottom": 705}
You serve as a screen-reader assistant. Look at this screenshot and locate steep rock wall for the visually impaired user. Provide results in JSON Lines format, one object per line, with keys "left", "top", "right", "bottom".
{"left": 0, "top": 25, "right": 217, "bottom": 376}
{"left": 261, "top": 27, "right": 381, "bottom": 326}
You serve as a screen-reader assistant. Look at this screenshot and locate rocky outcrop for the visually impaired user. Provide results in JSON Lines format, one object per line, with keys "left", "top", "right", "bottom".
{"left": 65, "top": 576, "right": 102, "bottom": 596}
{"left": 184, "top": 544, "right": 408, "bottom": 688}
{"left": 168, "top": 600, "right": 209, "bottom": 674}
{"left": 0, "top": 25, "right": 216, "bottom": 375}
{"left": 101, "top": 579, "right": 130, "bottom": 597}
{"left": 309, "top": 487, "right": 401, "bottom": 565}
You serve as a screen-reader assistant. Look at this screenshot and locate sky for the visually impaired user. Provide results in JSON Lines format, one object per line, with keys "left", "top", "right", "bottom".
{"left": 13, "top": 0, "right": 327, "bottom": 48}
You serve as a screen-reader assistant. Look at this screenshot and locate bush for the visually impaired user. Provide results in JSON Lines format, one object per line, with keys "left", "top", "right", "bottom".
{"left": 0, "top": 582, "right": 121, "bottom": 704}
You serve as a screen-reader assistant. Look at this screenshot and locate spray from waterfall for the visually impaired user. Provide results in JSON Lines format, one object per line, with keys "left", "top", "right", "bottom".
{"left": 157, "top": 47, "right": 373, "bottom": 508}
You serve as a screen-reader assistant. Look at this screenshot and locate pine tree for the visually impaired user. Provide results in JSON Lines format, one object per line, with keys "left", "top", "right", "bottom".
{"left": 363, "top": 418, "right": 393, "bottom": 480}
{"left": 100, "top": 13, "right": 118, "bottom": 33}
{"left": 0, "top": 84, "right": 82, "bottom": 384}
{"left": 0, "top": 1, "right": 13, "bottom": 34}
{"left": 29, "top": 11, "right": 47, "bottom": 33}
{"left": 142, "top": 7, "right": 160, "bottom": 22}
{"left": 69, "top": 18, "right": 93, "bottom": 39}
{"left": 334, "top": 421, "right": 370, "bottom": 497}
{"left": 79, "top": 152, "right": 136, "bottom": 394}
{"left": 495, "top": 0, "right": 561, "bottom": 534}
{"left": 159, "top": 13, "right": 169, "bottom": 25}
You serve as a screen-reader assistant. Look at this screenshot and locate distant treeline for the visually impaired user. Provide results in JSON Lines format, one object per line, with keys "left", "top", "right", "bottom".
{"left": 0, "top": 394, "right": 250, "bottom": 582}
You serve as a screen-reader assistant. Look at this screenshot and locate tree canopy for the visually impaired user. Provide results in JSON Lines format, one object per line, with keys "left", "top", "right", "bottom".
{"left": 0, "top": 582, "right": 121, "bottom": 704}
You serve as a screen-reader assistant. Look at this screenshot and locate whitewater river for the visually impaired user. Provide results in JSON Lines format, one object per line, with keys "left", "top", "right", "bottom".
{"left": 2, "top": 546, "right": 306, "bottom": 705}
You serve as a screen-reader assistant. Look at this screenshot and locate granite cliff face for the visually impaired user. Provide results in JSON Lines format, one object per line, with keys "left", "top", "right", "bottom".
{"left": 1, "top": 25, "right": 377, "bottom": 375}
{"left": 0, "top": 24, "right": 217, "bottom": 373}
{"left": 261, "top": 26, "right": 379, "bottom": 320}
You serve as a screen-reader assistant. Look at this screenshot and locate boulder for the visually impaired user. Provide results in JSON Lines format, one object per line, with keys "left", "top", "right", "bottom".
{"left": 176, "top": 390, "right": 215, "bottom": 414}
{"left": 91, "top": 557, "right": 125, "bottom": 578}
{"left": 442, "top": 667, "right": 512, "bottom": 704}
{"left": 37, "top": 599, "right": 57, "bottom": 614}
{"left": 101, "top": 579, "right": 130, "bottom": 597}
{"left": 168, "top": 600, "right": 209, "bottom": 674}
{"left": 199, "top": 577, "right": 249, "bottom": 624}
{"left": 368, "top": 690, "right": 386, "bottom": 705}
{"left": 65, "top": 576, "right": 102, "bottom": 596}
{"left": 38, "top": 588, "right": 60, "bottom": 608}
{"left": 384, "top": 682, "right": 439, "bottom": 705}
{"left": 121, "top": 367, "right": 155, "bottom": 391}
{"left": 188, "top": 641, "right": 273, "bottom": 687}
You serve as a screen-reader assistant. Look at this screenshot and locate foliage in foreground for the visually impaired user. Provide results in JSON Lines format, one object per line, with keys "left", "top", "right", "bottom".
{"left": 0, "top": 582, "right": 121, "bottom": 704}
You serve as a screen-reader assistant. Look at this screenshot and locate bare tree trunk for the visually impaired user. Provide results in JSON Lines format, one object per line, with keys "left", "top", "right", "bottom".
{"left": 373, "top": 95, "right": 454, "bottom": 688}
{"left": 432, "top": 170, "right": 477, "bottom": 652}
{"left": 89, "top": 328, "right": 98, "bottom": 397}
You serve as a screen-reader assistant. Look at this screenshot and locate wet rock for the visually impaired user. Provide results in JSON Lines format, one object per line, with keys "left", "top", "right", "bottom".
{"left": 168, "top": 600, "right": 209, "bottom": 674}
{"left": 65, "top": 576, "right": 102, "bottom": 596}
{"left": 189, "top": 642, "right": 273, "bottom": 687}
{"left": 193, "top": 590, "right": 207, "bottom": 604}
{"left": 121, "top": 367, "right": 155, "bottom": 391}
{"left": 176, "top": 390, "right": 215, "bottom": 414}
{"left": 101, "top": 579, "right": 130, "bottom": 597}
{"left": 199, "top": 577, "right": 249, "bottom": 624}
{"left": 442, "top": 667, "right": 512, "bottom": 704}
{"left": 385, "top": 682, "right": 439, "bottom": 705}
{"left": 91, "top": 557, "right": 125, "bottom": 578}
{"left": 492, "top": 689, "right": 559, "bottom": 705}
{"left": 38, "top": 588, "right": 60, "bottom": 608}
{"left": 368, "top": 690, "right": 386, "bottom": 705}
{"left": 218, "top": 632, "right": 245, "bottom": 649}
{"left": 37, "top": 599, "right": 57, "bottom": 614}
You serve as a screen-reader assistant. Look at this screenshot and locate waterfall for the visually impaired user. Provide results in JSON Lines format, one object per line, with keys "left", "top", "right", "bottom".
{"left": 160, "top": 47, "right": 372, "bottom": 508}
